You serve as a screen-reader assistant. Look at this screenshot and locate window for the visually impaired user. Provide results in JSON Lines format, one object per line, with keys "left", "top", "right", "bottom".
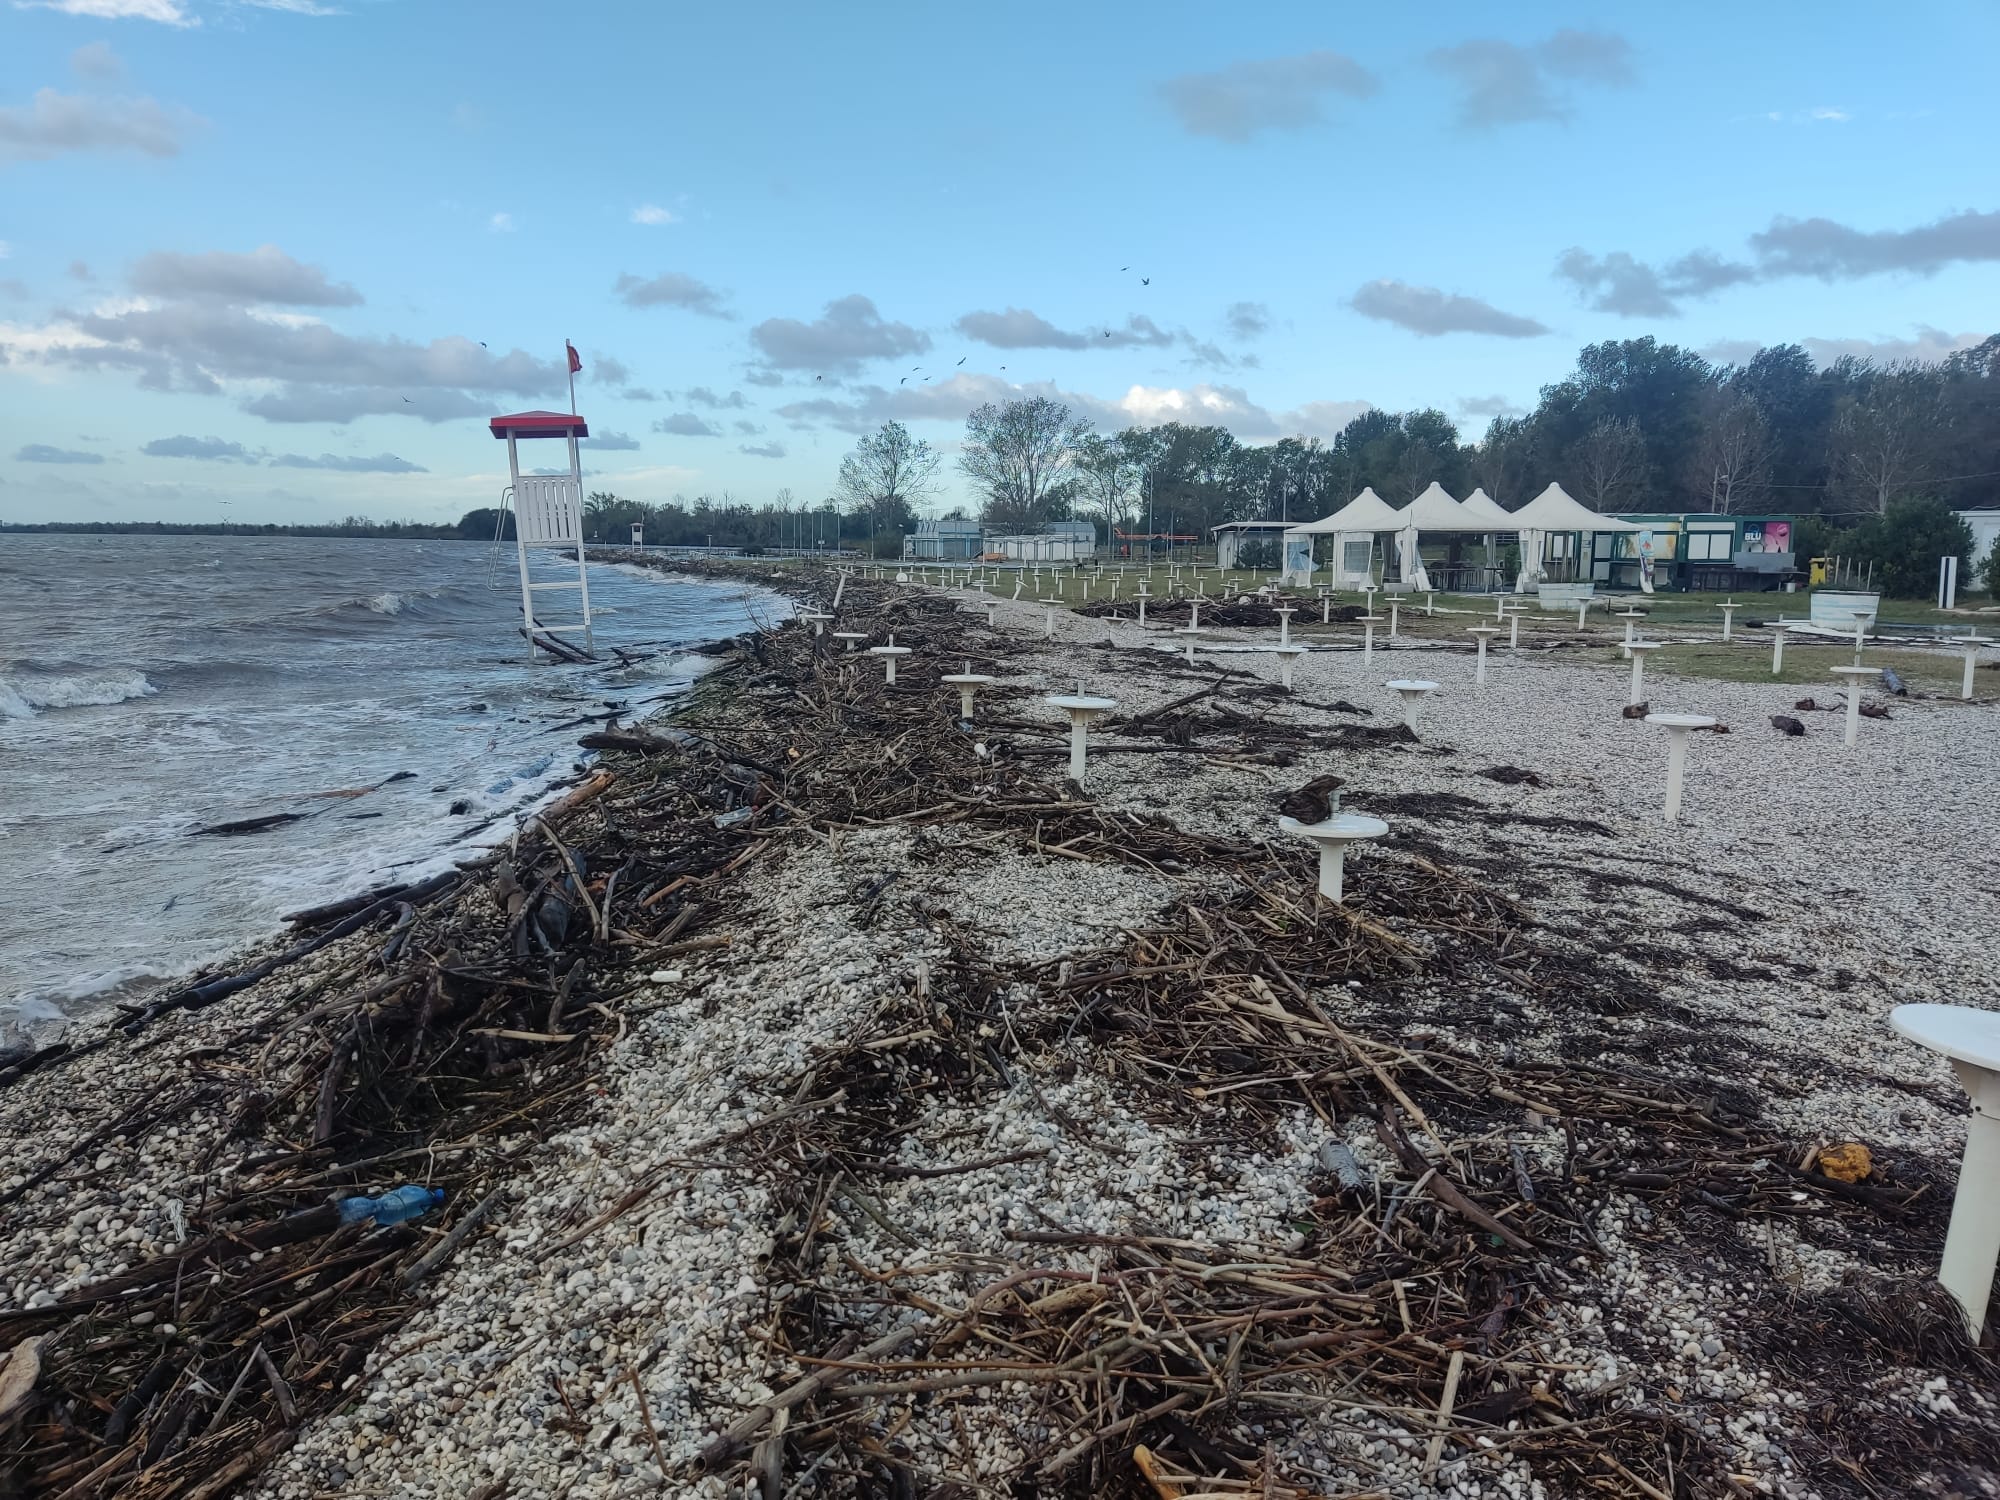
{"left": 1687, "top": 529, "right": 1732, "bottom": 561}
{"left": 1342, "top": 538, "right": 1372, "bottom": 576}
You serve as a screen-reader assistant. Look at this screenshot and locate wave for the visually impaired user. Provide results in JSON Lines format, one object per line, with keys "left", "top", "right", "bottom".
{"left": 0, "top": 667, "right": 158, "bottom": 720}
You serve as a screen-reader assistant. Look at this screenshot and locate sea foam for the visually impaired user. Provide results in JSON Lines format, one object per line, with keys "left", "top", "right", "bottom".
{"left": 0, "top": 668, "right": 158, "bottom": 719}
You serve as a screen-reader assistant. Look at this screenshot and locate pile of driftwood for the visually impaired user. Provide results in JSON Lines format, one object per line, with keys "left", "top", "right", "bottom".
{"left": 1, "top": 562, "right": 1986, "bottom": 1500}
{"left": 1074, "top": 595, "right": 1368, "bottom": 627}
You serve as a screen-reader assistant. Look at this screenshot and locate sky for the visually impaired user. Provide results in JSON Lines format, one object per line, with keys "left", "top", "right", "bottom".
{"left": 2, "top": 0, "right": 1997, "bottom": 524}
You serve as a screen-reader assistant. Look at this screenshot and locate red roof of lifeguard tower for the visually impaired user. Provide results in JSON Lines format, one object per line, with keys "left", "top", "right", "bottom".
{"left": 489, "top": 410, "right": 589, "bottom": 439}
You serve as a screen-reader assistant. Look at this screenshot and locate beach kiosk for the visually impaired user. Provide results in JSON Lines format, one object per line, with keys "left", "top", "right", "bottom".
{"left": 491, "top": 409, "right": 594, "bottom": 662}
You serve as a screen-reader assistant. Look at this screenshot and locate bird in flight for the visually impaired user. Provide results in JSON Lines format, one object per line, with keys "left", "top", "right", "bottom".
{"left": 402, "top": 396, "right": 414, "bottom": 403}
{"left": 814, "top": 374, "right": 823, "bottom": 381}
{"left": 956, "top": 356, "right": 966, "bottom": 366}
{"left": 478, "top": 341, "right": 487, "bottom": 348}
{"left": 899, "top": 377, "right": 908, "bottom": 385}
{"left": 1141, "top": 277, "right": 1150, "bottom": 286}
{"left": 911, "top": 365, "right": 922, "bottom": 371}
{"left": 1120, "top": 266, "right": 1129, "bottom": 271}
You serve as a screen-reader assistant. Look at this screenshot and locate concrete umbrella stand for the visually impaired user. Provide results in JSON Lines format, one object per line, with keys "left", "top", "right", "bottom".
{"left": 1271, "top": 644, "right": 1308, "bottom": 690}
{"left": 868, "top": 637, "right": 912, "bottom": 684}
{"left": 1278, "top": 810, "right": 1390, "bottom": 903}
{"left": 1644, "top": 712, "right": 1716, "bottom": 822}
{"left": 1770, "top": 626, "right": 1789, "bottom": 676}
{"left": 1275, "top": 606, "right": 1296, "bottom": 646}
{"left": 1174, "top": 626, "right": 1206, "bottom": 665}
{"left": 1358, "top": 614, "right": 1385, "bottom": 669}
{"left": 1955, "top": 636, "right": 1994, "bottom": 700}
{"left": 1626, "top": 641, "right": 1662, "bottom": 706}
{"left": 1718, "top": 599, "right": 1739, "bottom": 641}
{"left": 1387, "top": 597, "right": 1402, "bottom": 638}
{"left": 1502, "top": 602, "right": 1527, "bottom": 650}
{"left": 941, "top": 661, "right": 997, "bottom": 720}
{"left": 1046, "top": 690, "right": 1118, "bottom": 784}
{"left": 799, "top": 610, "right": 833, "bottom": 638}
{"left": 981, "top": 598, "right": 1000, "bottom": 628}
{"left": 1887, "top": 1003, "right": 2000, "bottom": 1338}
{"left": 1830, "top": 664, "right": 1875, "bottom": 747}
{"left": 832, "top": 630, "right": 869, "bottom": 654}
{"left": 1467, "top": 625, "right": 1501, "bottom": 686}
{"left": 1385, "top": 679, "right": 1439, "bottom": 735}
{"left": 1615, "top": 608, "right": 1646, "bottom": 658}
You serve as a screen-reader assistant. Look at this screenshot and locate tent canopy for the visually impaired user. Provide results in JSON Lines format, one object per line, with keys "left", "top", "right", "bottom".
{"left": 1397, "top": 482, "right": 1492, "bottom": 533}
{"left": 1286, "top": 486, "right": 1404, "bottom": 536}
{"left": 1512, "top": 482, "right": 1649, "bottom": 533}
{"left": 1457, "top": 488, "right": 1515, "bottom": 527}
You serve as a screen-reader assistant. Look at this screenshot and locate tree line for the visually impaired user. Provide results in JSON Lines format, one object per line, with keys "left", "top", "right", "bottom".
{"left": 817, "top": 332, "right": 1997, "bottom": 592}
{"left": 887, "top": 336, "right": 1999, "bottom": 542}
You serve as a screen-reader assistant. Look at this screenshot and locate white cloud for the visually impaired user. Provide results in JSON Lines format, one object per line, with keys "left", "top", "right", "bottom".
{"left": 1704, "top": 327, "right": 1987, "bottom": 368}
{"left": 238, "top": 0, "right": 345, "bottom": 14}
{"left": 132, "top": 244, "right": 361, "bottom": 305}
{"left": 1160, "top": 51, "right": 1379, "bottom": 143}
{"left": 0, "top": 89, "right": 198, "bottom": 163}
{"left": 18, "top": 0, "right": 195, "bottom": 23}
{"left": 70, "top": 41, "right": 124, "bottom": 79}
{"left": 630, "top": 204, "right": 677, "bottom": 225}
{"left": 774, "top": 370, "right": 1370, "bottom": 444}
{"left": 488, "top": 212, "right": 515, "bottom": 233}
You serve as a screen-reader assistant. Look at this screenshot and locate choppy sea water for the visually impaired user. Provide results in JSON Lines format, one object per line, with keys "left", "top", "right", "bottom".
{"left": 0, "top": 535, "right": 787, "bottom": 1032}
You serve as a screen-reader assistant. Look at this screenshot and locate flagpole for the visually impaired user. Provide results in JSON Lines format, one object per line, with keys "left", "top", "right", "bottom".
{"left": 567, "top": 342, "right": 576, "bottom": 416}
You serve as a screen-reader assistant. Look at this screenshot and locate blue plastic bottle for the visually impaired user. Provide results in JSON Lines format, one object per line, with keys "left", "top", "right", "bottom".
{"left": 337, "top": 1185, "right": 445, "bottom": 1226}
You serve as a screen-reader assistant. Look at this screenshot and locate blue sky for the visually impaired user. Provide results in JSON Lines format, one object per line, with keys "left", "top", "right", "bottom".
{"left": 3, "top": 0, "right": 1996, "bottom": 523}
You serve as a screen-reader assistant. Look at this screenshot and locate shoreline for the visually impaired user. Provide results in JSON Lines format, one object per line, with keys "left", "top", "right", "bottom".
{"left": 0, "top": 547, "right": 786, "bottom": 1042}
{"left": 2, "top": 562, "right": 1994, "bottom": 1500}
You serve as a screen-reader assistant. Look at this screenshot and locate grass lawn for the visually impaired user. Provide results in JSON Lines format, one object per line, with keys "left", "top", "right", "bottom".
{"left": 1647, "top": 639, "right": 1981, "bottom": 695}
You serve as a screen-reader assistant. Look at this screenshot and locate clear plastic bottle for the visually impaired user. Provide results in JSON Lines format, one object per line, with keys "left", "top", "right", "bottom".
{"left": 336, "top": 1185, "right": 445, "bottom": 1226}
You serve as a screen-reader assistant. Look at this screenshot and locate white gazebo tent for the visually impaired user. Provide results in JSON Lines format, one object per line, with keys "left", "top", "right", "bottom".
{"left": 1285, "top": 487, "right": 1406, "bottom": 587}
{"left": 1510, "top": 483, "right": 1649, "bottom": 592}
{"left": 1392, "top": 483, "right": 1498, "bottom": 592}
{"left": 1457, "top": 488, "right": 1515, "bottom": 528}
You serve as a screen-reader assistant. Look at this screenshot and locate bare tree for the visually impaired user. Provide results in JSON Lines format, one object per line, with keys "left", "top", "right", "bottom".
{"left": 1073, "top": 432, "right": 1138, "bottom": 539}
{"left": 1828, "top": 364, "right": 1944, "bottom": 514}
{"left": 1472, "top": 416, "right": 1536, "bottom": 509}
{"left": 834, "top": 421, "right": 942, "bottom": 534}
{"left": 1691, "top": 394, "right": 1773, "bottom": 513}
{"left": 1571, "top": 416, "right": 1645, "bottom": 511}
{"left": 960, "top": 396, "right": 1093, "bottom": 531}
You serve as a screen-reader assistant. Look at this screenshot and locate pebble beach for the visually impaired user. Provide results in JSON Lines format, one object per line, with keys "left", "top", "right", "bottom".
{"left": 4, "top": 565, "right": 1996, "bottom": 1500}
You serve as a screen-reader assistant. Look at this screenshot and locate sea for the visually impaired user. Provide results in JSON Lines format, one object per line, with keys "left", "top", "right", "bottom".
{"left": 0, "top": 534, "right": 788, "bottom": 1035}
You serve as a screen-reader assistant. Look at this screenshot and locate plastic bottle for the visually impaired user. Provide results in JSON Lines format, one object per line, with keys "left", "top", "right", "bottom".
{"left": 337, "top": 1185, "right": 445, "bottom": 1227}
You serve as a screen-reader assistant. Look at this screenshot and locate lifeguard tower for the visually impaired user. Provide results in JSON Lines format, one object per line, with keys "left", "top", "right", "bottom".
{"left": 490, "top": 409, "right": 594, "bottom": 661}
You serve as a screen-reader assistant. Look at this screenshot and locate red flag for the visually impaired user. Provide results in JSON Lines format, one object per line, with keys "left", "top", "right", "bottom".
{"left": 565, "top": 340, "right": 582, "bottom": 374}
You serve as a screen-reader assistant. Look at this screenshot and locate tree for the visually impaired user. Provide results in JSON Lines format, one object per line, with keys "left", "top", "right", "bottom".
{"left": 960, "top": 397, "right": 1092, "bottom": 531}
{"left": 1828, "top": 364, "right": 1946, "bottom": 514}
{"left": 1570, "top": 416, "right": 1646, "bottom": 511}
{"left": 1983, "top": 532, "right": 2000, "bottom": 597}
{"left": 1689, "top": 392, "right": 1773, "bottom": 513}
{"left": 457, "top": 506, "right": 514, "bottom": 540}
{"left": 1846, "top": 497, "right": 1973, "bottom": 596}
{"left": 1073, "top": 433, "right": 1138, "bottom": 540}
{"left": 1472, "top": 416, "right": 1537, "bottom": 509}
{"left": 1731, "top": 344, "right": 1833, "bottom": 501}
{"left": 834, "top": 421, "right": 941, "bottom": 537}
